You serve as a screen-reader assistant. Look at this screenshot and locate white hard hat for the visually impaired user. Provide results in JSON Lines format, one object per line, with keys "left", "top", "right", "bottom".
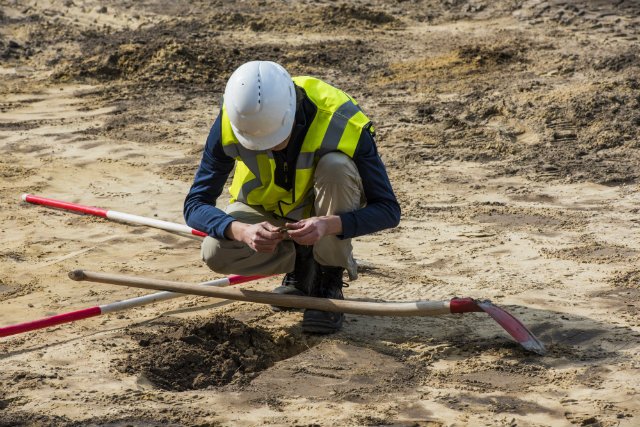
{"left": 224, "top": 61, "right": 296, "bottom": 151}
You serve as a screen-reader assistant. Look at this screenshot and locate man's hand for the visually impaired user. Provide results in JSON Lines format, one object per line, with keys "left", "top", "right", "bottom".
{"left": 285, "top": 215, "right": 342, "bottom": 246}
{"left": 225, "top": 221, "right": 285, "bottom": 253}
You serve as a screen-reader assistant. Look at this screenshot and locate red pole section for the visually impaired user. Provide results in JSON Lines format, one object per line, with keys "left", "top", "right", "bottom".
{"left": 228, "top": 275, "right": 265, "bottom": 285}
{"left": 0, "top": 307, "right": 102, "bottom": 338}
{"left": 22, "top": 194, "right": 108, "bottom": 217}
{"left": 22, "top": 194, "right": 207, "bottom": 237}
{"left": 0, "top": 274, "right": 269, "bottom": 338}
{"left": 449, "top": 297, "right": 484, "bottom": 313}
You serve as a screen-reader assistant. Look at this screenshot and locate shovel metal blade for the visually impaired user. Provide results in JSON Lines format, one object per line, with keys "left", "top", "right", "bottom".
{"left": 477, "top": 300, "right": 546, "bottom": 355}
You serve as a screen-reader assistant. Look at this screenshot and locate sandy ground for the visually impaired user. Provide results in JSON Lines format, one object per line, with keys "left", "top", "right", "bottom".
{"left": 1, "top": 0, "right": 639, "bottom": 426}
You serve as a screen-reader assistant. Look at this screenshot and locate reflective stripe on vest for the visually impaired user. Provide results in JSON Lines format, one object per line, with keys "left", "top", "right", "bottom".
{"left": 221, "top": 76, "right": 371, "bottom": 220}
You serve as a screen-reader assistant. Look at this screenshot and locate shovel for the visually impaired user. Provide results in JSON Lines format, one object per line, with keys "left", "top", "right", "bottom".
{"left": 69, "top": 270, "right": 546, "bottom": 355}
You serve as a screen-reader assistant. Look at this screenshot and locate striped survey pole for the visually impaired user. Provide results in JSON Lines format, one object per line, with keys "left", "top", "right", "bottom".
{"left": 21, "top": 194, "right": 207, "bottom": 237}
{"left": 0, "top": 274, "right": 266, "bottom": 338}
{"left": 7, "top": 194, "right": 271, "bottom": 338}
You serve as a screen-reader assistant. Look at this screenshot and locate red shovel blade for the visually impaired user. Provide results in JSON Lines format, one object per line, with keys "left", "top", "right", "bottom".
{"left": 476, "top": 300, "right": 546, "bottom": 355}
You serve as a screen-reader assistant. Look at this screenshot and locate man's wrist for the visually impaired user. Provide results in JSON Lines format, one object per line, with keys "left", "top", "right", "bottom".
{"left": 321, "top": 215, "right": 342, "bottom": 236}
{"left": 224, "top": 221, "right": 246, "bottom": 241}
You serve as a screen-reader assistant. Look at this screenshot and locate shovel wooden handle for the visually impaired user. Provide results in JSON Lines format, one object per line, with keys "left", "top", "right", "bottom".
{"left": 69, "top": 270, "right": 452, "bottom": 317}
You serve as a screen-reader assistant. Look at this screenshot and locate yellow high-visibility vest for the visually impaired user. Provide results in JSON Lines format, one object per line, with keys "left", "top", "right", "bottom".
{"left": 221, "top": 76, "right": 372, "bottom": 220}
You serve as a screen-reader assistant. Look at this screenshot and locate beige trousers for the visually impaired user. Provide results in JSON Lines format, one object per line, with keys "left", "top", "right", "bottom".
{"left": 201, "top": 152, "right": 364, "bottom": 280}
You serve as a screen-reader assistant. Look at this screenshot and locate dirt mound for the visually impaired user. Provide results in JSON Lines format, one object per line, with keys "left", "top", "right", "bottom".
{"left": 52, "top": 19, "right": 376, "bottom": 92}
{"left": 397, "top": 0, "right": 522, "bottom": 24}
{"left": 379, "top": 38, "right": 531, "bottom": 89}
{"left": 541, "top": 79, "right": 640, "bottom": 150}
{"left": 542, "top": 242, "right": 639, "bottom": 265}
{"left": 0, "top": 277, "right": 40, "bottom": 302}
{"left": 506, "top": 78, "right": 640, "bottom": 185}
{"left": 515, "top": 0, "right": 640, "bottom": 34}
{"left": 0, "top": 412, "right": 72, "bottom": 427}
{"left": 594, "top": 52, "right": 640, "bottom": 72}
{"left": 380, "top": 46, "right": 640, "bottom": 184}
{"left": 246, "top": 3, "right": 401, "bottom": 32}
{"left": 609, "top": 269, "right": 640, "bottom": 288}
{"left": 457, "top": 43, "right": 527, "bottom": 67}
{"left": 323, "top": 4, "right": 397, "bottom": 26}
{"left": 52, "top": 21, "right": 236, "bottom": 88}
{"left": 0, "top": 39, "right": 22, "bottom": 61}
{"left": 118, "top": 316, "right": 313, "bottom": 391}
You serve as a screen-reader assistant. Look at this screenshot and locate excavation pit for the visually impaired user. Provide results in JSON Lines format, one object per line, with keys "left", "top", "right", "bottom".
{"left": 120, "top": 316, "right": 311, "bottom": 391}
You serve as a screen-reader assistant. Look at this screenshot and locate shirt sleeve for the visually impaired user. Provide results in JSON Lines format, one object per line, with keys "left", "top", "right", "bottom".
{"left": 183, "top": 113, "right": 237, "bottom": 239}
{"left": 338, "top": 129, "right": 401, "bottom": 239}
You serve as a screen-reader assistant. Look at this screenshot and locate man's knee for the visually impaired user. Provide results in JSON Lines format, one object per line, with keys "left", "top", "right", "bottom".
{"left": 201, "top": 237, "right": 222, "bottom": 272}
{"left": 315, "top": 152, "right": 359, "bottom": 184}
{"left": 201, "top": 236, "right": 297, "bottom": 276}
{"left": 201, "top": 237, "right": 243, "bottom": 274}
{"left": 314, "top": 153, "right": 364, "bottom": 214}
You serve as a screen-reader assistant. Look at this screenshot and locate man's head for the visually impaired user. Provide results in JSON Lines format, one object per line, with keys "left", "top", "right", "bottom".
{"left": 224, "top": 61, "right": 296, "bottom": 151}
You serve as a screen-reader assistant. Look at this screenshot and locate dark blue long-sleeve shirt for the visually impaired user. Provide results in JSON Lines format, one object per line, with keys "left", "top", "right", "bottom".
{"left": 184, "top": 93, "right": 400, "bottom": 240}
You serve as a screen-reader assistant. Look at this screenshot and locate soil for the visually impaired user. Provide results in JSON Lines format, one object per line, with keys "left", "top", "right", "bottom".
{"left": 1, "top": 0, "right": 639, "bottom": 426}
{"left": 119, "top": 316, "right": 317, "bottom": 391}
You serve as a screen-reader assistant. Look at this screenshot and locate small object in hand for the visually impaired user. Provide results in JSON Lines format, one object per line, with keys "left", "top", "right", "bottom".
{"left": 277, "top": 226, "right": 291, "bottom": 239}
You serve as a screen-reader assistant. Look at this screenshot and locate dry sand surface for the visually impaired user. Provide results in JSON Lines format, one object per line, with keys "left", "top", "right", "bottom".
{"left": 1, "top": 0, "right": 639, "bottom": 426}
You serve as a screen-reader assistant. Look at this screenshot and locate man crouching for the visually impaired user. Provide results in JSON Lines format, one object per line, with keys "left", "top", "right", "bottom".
{"left": 184, "top": 61, "right": 400, "bottom": 334}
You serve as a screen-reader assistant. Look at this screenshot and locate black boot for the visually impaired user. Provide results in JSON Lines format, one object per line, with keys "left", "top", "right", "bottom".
{"left": 271, "top": 244, "right": 318, "bottom": 312}
{"left": 302, "top": 265, "right": 346, "bottom": 334}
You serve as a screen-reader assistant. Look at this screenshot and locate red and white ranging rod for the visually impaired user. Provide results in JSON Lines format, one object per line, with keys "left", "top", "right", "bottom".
{"left": 3, "top": 194, "right": 268, "bottom": 337}
{"left": 0, "top": 274, "right": 266, "bottom": 338}
{"left": 21, "top": 194, "right": 207, "bottom": 237}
